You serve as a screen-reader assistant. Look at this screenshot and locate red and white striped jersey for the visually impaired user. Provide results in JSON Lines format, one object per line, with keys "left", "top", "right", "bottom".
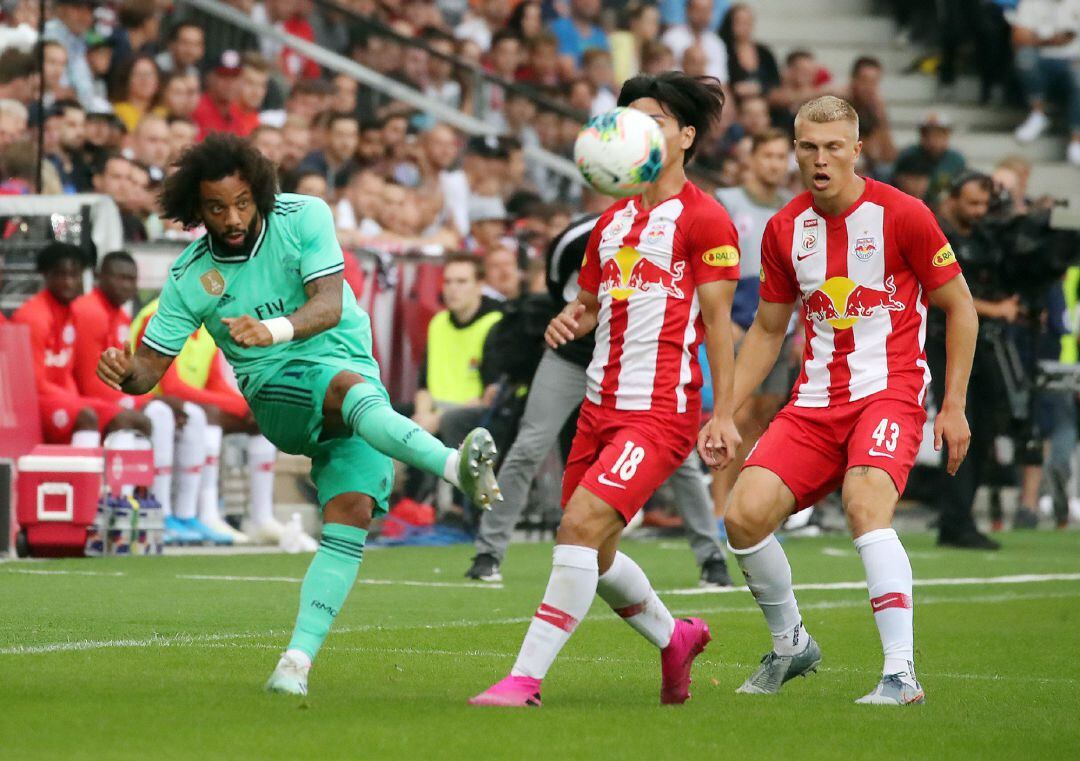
{"left": 759, "top": 177, "right": 962, "bottom": 409}
{"left": 578, "top": 181, "right": 740, "bottom": 413}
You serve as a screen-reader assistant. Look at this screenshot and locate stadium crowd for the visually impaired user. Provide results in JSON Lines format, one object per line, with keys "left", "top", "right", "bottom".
{"left": 1, "top": 0, "right": 1078, "bottom": 553}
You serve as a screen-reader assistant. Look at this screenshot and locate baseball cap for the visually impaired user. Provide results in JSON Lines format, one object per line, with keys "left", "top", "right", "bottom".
{"left": 85, "top": 30, "right": 114, "bottom": 50}
{"left": 206, "top": 49, "right": 242, "bottom": 77}
{"left": 468, "top": 195, "right": 510, "bottom": 224}
{"left": 466, "top": 134, "right": 507, "bottom": 160}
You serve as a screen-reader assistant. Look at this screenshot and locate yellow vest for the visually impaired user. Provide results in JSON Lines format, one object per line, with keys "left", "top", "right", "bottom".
{"left": 129, "top": 298, "right": 218, "bottom": 392}
{"left": 1061, "top": 267, "right": 1079, "bottom": 364}
{"left": 425, "top": 308, "right": 502, "bottom": 405}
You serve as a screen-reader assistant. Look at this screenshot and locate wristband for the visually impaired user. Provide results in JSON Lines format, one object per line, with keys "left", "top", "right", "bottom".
{"left": 261, "top": 316, "right": 295, "bottom": 345}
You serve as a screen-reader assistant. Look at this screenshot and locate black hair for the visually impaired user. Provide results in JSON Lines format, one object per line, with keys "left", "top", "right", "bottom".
{"left": 505, "top": 0, "right": 540, "bottom": 38}
{"left": 49, "top": 98, "right": 85, "bottom": 118}
{"left": 785, "top": 49, "right": 813, "bottom": 67}
{"left": 160, "top": 132, "right": 278, "bottom": 229}
{"left": 327, "top": 111, "right": 359, "bottom": 130}
{"left": 491, "top": 29, "right": 522, "bottom": 49}
{"left": 36, "top": 242, "right": 86, "bottom": 275}
{"left": 168, "top": 21, "right": 203, "bottom": 42}
{"left": 851, "top": 56, "right": 882, "bottom": 78}
{"left": 101, "top": 250, "right": 136, "bottom": 272}
{"left": 444, "top": 251, "right": 483, "bottom": 280}
{"left": 616, "top": 71, "right": 726, "bottom": 165}
{"left": 948, "top": 170, "right": 993, "bottom": 198}
{"left": 92, "top": 151, "right": 130, "bottom": 177}
{"left": 717, "top": 2, "right": 750, "bottom": 52}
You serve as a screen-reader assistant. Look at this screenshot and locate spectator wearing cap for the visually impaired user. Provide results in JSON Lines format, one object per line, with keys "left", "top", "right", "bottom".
{"left": 466, "top": 195, "right": 512, "bottom": 254}
{"left": 1010, "top": 0, "right": 1080, "bottom": 166}
{"left": 111, "top": 54, "right": 161, "bottom": 133}
{"left": 46, "top": 99, "right": 93, "bottom": 193}
{"left": 662, "top": 0, "right": 730, "bottom": 83}
{"left": 43, "top": 0, "right": 97, "bottom": 109}
{"left": 191, "top": 50, "right": 256, "bottom": 140}
{"left": 895, "top": 113, "right": 967, "bottom": 202}
{"left": 298, "top": 112, "right": 360, "bottom": 191}
{"left": 155, "top": 22, "right": 204, "bottom": 79}
{"left": 550, "top": 0, "right": 610, "bottom": 75}
{"left": 84, "top": 30, "right": 115, "bottom": 106}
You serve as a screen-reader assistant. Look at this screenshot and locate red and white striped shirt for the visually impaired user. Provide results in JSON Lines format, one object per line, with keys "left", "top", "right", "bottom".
{"left": 759, "top": 178, "right": 962, "bottom": 409}
{"left": 578, "top": 181, "right": 741, "bottom": 413}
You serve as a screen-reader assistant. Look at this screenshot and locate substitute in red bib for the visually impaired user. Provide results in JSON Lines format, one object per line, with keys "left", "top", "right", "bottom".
{"left": 471, "top": 72, "right": 741, "bottom": 708}
{"left": 716, "top": 96, "right": 978, "bottom": 705}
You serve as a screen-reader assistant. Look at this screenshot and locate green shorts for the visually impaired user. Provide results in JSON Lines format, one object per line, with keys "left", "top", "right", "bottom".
{"left": 248, "top": 359, "right": 393, "bottom": 515}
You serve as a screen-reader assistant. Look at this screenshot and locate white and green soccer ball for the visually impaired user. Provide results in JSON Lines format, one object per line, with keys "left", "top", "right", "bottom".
{"left": 574, "top": 107, "right": 667, "bottom": 198}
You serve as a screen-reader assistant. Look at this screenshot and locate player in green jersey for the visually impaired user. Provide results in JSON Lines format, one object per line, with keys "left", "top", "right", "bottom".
{"left": 96, "top": 134, "right": 502, "bottom": 696}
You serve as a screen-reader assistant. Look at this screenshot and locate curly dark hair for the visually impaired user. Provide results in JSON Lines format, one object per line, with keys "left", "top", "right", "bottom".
{"left": 160, "top": 132, "right": 278, "bottom": 229}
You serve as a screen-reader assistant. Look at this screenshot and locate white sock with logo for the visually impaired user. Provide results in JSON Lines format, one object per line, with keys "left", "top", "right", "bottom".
{"left": 855, "top": 528, "right": 915, "bottom": 679}
{"left": 247, "top": 435, "right": 277, "bottom": 526}
{"left": 730, "top": 535, "right": 809, "bottom": 656}
{"left": 199, "top": 425, "right": 224, "bottom": 525}
{"left": 173, "top": 404, "right": 206, "bottom": 521}
{"left": 510, "top": 545, "right": 598, "bottom": 680}
{"left": 596, "top": 551, "right": 675, "bottom": 649}
{"left": 144, "top": 400, "right": 176, "bottom": 516}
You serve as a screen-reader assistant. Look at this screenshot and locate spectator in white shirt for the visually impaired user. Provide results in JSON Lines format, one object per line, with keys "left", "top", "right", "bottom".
{"left": 661, "top": 0, "right": 729, "bottom": 83}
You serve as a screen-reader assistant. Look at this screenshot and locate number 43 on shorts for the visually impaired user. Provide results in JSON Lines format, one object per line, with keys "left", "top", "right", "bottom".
{"left": 869, "top": 418, "right": 900, "bottom": 459}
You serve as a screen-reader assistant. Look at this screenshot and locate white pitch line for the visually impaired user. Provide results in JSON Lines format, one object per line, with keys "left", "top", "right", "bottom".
{"left": 0, "top": 569, "right": 127, "bottom": 577}
{"left": 174, "top": 573, "right": 504, "bottom": 590}
{"left": 661, "top": 572, "right": 1080, "bottom": 596}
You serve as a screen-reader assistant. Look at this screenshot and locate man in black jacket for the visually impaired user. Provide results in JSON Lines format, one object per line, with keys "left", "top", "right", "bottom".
{"left": 466, "top": 216, "right": 733, "bottom": 585}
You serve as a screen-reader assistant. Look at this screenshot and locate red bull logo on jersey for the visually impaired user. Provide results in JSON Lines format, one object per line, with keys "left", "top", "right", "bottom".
{"left": 853, "top": 236, "right": 878, "bottom": 261}
{"left": 805, "top": 275, "right": 905, "bottom": 329}
{"left": 599, "top": 246, "right": 686, "bottom": 301}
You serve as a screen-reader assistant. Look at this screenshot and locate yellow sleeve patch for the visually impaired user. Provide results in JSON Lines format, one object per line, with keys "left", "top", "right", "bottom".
{"left": 702, "top": 245, "right": 740, "bottom": 267}
{"left": 932, "top": 244, "right": 957, "bottom": 268}
{"left": 759, "top": 266, "right": 766, "bottom": 283}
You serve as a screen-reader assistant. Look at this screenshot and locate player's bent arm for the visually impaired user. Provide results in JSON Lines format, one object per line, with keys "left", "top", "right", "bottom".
{"left": 573, "top": 289, "right": 600, "bottom": 338}
{"left": 732, "top": 299, "right": 796, "bottom": 412}
{"left": 97, "top": 343, "right": 175, "bottom": 396}
{"left": 290, "top": 272, "right": 345, "bottom": 339}
{"left": 928, "top": 275, "right": 978, "bottom": 412}
{"left": 545, "top": 290, "right": 600, "bottom": 348}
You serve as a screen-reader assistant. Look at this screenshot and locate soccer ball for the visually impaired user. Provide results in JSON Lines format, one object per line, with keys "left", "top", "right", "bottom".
{"left": 574, "top": 107, "right": 667, "bottom": 198}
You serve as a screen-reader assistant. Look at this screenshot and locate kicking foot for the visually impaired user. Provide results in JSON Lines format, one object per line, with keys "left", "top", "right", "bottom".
{"left": 736, "top": 636, "right": 822, "bottom": 694}
{"left": 265, "top": 651, "right": 310, "bottom": 696}
{"left": 855, "top": 673, "right": 925, "bottom": 705}
{"left": 660, "top": 617, "right": 712, "bottom": 704}
{"left": 465, "top": 553, "right": 502, "bottom": 582}
{"left": 457, "top": 429, "right": 502, "bottom": 510}
{"left": 469, "top": 675, "right": 542, "bottom": 706}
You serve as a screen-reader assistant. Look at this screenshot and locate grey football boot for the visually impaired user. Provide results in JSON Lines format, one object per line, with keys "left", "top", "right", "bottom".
{"left": 457, "top": 428, "right": 502, "bottom": 510}
{"left": 736, "top": 636, "right": 823, "bottom": 694}
{"left": 856, "top": 673, "right": 926, "bottom": 705}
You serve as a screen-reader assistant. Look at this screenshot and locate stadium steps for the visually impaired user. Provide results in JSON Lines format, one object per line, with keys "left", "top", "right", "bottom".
{"left": 755, "top": 13, "right": 895, "bottom": 47}
{"left": 892, "top": 127, "right": 1067, "bottom": 163}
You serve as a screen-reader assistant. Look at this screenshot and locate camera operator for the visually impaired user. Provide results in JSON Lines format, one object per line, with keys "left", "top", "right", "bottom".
{"left": 927, "top": 172, "right": 1008, "bottom": 550}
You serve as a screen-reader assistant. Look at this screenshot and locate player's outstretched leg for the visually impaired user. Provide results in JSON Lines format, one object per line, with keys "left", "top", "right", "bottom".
{"left": 266, "top": 495, "right": 372, "bottom": 696}
{"left": 596, "top": 550, "right": 711, "bottom": 704}
{"left": 338, "top": 378, "right": 501, "bottom": 508}
{"left": 853, "top": 528, "right": 924, "bottom": 705}
{"left": 726, "top": 469, "right": 820, "bottom": 694}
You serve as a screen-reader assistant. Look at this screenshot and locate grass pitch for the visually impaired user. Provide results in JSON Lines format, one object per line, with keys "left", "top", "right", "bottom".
{"left": 1, "top": 531, "right": 1078, "bottom": 760}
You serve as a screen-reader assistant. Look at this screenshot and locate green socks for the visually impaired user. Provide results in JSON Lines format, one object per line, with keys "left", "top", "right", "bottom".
{"left": 341, "top": 381, "right": 456, "bottom": 482}
{"left": 286, "top": 523, "right": 368, "bottom": 661}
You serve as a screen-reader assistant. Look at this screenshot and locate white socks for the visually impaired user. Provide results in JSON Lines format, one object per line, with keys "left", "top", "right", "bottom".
{"left": 730, "top": 535, "right": 808, "bottom": 656}
{"left": 71, "top": 430, "right": 101, "bottom": 448}
{"left": 199, "top": 424, "right": 224, "bottom": 525}
{"left": 596, "top": 551, "right": 675, "bottom": 649}
{"left": 144, "top": 400, "right": 176, "bottom": 516}
{"left": 442, "top": 450, "right": 460, "bottom": 487}
{"left": 173, "top": 403, "right": 206, "bottom": 521}
{"left": 855, "top": 528, "right": 915, "bottom": 678}
{"left": 248, "top": 434, "right": 277, "bottom": 526}
{"left": 511, "top": 544, "right": 598, "bottom": 680}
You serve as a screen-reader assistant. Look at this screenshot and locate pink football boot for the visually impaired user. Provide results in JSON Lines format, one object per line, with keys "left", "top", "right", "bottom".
{"left": 469, "top": 675, "right": 543, "bottom": 707}
{"left": 660, "top": 617, "right": 712, "bottom": 704}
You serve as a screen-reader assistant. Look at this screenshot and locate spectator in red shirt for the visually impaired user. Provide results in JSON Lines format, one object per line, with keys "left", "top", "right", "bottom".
{"left": 11, "top": 243, "right": 148, "bottom": 445}
{"left": 191, "top": 50, "right": 257, "bottom": 140}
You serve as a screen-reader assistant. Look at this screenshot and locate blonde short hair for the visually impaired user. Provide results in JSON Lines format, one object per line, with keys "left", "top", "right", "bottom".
{"left": 795, "top": 95, "right": 860, "bottom": 140}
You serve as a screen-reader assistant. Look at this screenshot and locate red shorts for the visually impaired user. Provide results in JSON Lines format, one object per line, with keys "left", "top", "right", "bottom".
{"left": 743, "top": 394, "right": 927, "bottom": 511}
{"left": 39, "top": 394, "right": 123, "bottom": 444}
{"left": 562, "top": 401, "right": 698, "bottom": 523}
